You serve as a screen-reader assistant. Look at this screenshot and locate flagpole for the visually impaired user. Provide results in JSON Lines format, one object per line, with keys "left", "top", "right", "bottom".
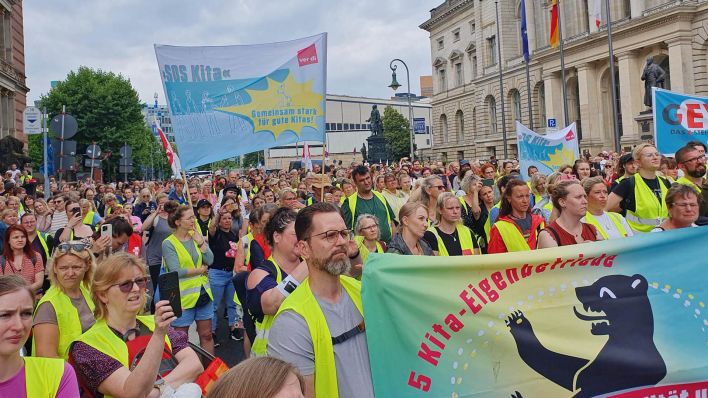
{"left": 605, "top": 0, "right": 621, "bottom": 152}
{"left": 558, "top": 0, "right": 569, "bottom": 127}
{"left": 495, "top": 1, "right": 508, "bottom": 159}
{"left": 320, "top": 143, "right": 326, "bottom": 201}
{"left": 521, "top": 0, "right": 533, "bottom": 129}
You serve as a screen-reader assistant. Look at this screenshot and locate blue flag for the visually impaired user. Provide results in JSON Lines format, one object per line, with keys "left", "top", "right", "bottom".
{"left": 520, "top": 0, "right": 530, "bottom": 62}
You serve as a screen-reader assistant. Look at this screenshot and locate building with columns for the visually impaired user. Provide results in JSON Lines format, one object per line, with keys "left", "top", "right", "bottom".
{"left": 0, "top": 0, "right": 27, "bottom": 142}
{"left": 420, "top": 0, "right": 707, "bottom": 162}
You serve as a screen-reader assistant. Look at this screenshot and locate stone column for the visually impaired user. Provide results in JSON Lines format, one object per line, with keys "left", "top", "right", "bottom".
{"left": 525, "top": 0, "right": 536, "bottom": 55}
{"left": 667, "top": 37, "right": 694, "bottom": 94}
{"left": 617, "top": 51, "right": 642, "bottom": 143}
{"left": 543, "top": 72, "right": 563, "bottom": 131}
{"left": 577, "top": 63, "right": 601, "bottom": 147}
{"left": 630, "top": 1, "right": 645, "bottom": 19}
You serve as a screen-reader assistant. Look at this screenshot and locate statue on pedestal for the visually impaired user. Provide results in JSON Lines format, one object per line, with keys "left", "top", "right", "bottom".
{"left": 641, "top": 56, "right": 666, "bottom": 108}
{"left": 366, "top": 105, "right": 383, "bottom": 136}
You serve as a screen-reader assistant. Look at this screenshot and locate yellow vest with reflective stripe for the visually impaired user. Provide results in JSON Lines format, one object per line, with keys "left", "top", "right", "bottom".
{"left": 484, "top": 202, "right": 501, "bottom": 242}
{"left": 347, "top": 191, "right": 392, "bottom": 227}
{"left": 251, "top": 256, "right": 282, "bottom": 357}
{"left": 677, "top": 176, "right": 702, "bottom": 194}
{"left": 73, "top": 316, "right": 172, "bottom": 398}
{"left": 24, "top": 357, "right": 65, "bottom": 398}
{"left": 495, "top": 219, "right": 543, "bottom": 252}
{"left": 626, "top": 176, "right": 669, "bottom": 233}
{"left": 584, "top": 211, "right": 629, "bottom": 239}
{"left": 36, "top": 231, "right": 49, "bottom": 259}
{"left": 273, "top": 276, "right": 363, "bottom": 398}
{"left": 165, "top": 234, "right": 212, "bottom": 309}
{"left": 33, "top": 283, "right": 95, "bottom": 359}
{"left": 427, "top": 223, "right": 475, "bottom": 256}
{"left": 83, "top": 211, "right": 96, "bottom": 226}
{"left": 354, "top": 235, "right": 383, "bottom": 264}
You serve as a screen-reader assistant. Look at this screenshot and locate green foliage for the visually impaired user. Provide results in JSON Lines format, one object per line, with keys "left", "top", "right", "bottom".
{"left": 242, "top": 151, "right": 264, "bottom": 168}
{"left": 382, "top": 106, "right": 411, "bottom": 161}
{"left": 35, "top": 67, "right": 169, "bottom": 181}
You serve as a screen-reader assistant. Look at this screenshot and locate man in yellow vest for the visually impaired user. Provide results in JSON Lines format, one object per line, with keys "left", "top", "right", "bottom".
{"left": 268, "top": 202, "right": 372, "bottom": 398}
{"left": 675, "top": 143, "right": 708, "bottom": 224}
{"left": 341, "top": 165, "right": 395, "bottom": 244}
{"left": 606, "top": 144, "right": 671, "bottom": 233}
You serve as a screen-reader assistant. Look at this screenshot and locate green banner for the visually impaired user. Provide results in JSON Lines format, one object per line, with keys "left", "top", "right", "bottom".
{"left": 362, "top": 228, "right": 708, "bottom": 398}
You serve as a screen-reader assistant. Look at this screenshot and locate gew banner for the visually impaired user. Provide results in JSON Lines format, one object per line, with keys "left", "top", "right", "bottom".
{"left": 154, "top": 33, "right": 327, "bottom": 169}
{"left": 362, "top": 228, "right": 708, "bottom": 398}
{"left": 653, "top": 87, "right": 708, "bottom": 156}
{"left": 516, "top": 121, "right": 579, "bottom": 181}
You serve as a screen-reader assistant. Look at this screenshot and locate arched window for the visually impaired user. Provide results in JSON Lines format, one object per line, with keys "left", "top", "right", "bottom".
{"left": 455, "top": 110, "right": 464, "bottom": 142}
{"left": 486, "top": 96, "right": 497, "bottom": 135}
{"left": 510, "top": 90, "right": 522, "bottom": 123}
{"left": 440, "top": 114, "right": 449, "bottom": 143}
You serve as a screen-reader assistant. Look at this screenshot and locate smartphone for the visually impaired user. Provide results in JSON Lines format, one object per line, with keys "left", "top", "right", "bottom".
{"left": 158, "top": 272, "right": 182, "bottom": 318}
{"left": 71, "top": 207, "right": 80, "bottom": 216}
{"left": 100, "top": 224, "right": 113, "bottom": 253}
{"left": 482, "top": 178, "right": 495, "bottom": 187}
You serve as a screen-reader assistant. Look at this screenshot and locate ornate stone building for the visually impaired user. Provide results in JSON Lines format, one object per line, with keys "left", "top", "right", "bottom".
{"left": 420, "top": 0, "right": 707, "bottom": 161}
{"left": 0, "top": 0, "right": 26, "bottom": 142}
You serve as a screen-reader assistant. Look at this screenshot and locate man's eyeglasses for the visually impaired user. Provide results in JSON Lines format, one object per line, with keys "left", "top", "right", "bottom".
{"left": 681, "top": 155, "right": 706, "bottom": 165}
{"left": 307, "top": 229, "right": 353, "bottom": 243}
{"left": 111, "top": 277, "right": 149, "bottom": 293}
{"left": 56, "top": 241, "right": 92, "bottom": 254}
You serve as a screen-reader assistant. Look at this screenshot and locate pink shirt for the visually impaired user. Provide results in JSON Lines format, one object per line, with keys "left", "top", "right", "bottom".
{"left": 0, "top": 361, "right": 80, "bottom": 398}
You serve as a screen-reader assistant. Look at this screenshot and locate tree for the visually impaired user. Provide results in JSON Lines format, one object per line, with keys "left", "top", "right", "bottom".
{"left": 242, "top": 151, "right": 264, "bottom": 168}
{"left": 382, "top": 106, "right": 411, "bottom": 161}
{"left": 35, "top": 67, "right": 168, "bottom": 181}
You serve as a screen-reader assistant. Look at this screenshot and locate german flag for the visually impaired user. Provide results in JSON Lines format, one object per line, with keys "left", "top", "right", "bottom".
{"left": 549, "top": 0, "right": 560, "bottom": 48}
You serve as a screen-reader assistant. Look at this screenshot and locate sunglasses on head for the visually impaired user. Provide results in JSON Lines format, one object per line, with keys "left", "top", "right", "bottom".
{"left": 111, "top": 277, "right": 149, "bottom": 293}
{"left": 56, "top": 241, "right": 92, "bottom": 254}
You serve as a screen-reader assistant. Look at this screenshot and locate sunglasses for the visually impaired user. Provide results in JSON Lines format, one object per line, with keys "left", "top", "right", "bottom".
{"left": 56, "top": 241, "right": 92, "bottom": 254}
{"left": 111, "top": 277, "right": 149, "bottom": 293}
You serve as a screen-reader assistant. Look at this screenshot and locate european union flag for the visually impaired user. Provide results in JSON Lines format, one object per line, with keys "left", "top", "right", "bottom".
{"left": 521, "top": 0, "right": 530, "bottom": 62}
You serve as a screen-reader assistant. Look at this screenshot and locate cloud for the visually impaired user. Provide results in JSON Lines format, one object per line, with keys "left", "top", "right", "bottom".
{"left": 24, "top": 0, "right": 440, "bottom": 104}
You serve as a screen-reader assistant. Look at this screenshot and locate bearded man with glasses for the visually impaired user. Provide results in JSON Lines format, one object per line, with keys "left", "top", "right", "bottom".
{"left": 268, "top": 202, "right": 372, "bottom": 398}
{"left": 675, "top": 143, "right": 708, "bottom": 225}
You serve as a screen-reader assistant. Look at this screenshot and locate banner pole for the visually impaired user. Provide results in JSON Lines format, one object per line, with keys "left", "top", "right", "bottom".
{"left": 320, "top": 143, "right": 326, "bottom": 201}
{"left": 558, "top": 0, "right": 569, "bottom": 127}
{"left": 606, "top": 0, "right": 622, "bottom": 152}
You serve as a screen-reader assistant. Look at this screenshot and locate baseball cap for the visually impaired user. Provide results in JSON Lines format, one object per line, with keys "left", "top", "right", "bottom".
{"left": 619, "top": 153, "right": 634, "bottom": 166}
{"left": 196, "top": 199, "right": 212, "bottom": 209}
{"left": 459, "top": 159, "right": 470, "bottom": 167}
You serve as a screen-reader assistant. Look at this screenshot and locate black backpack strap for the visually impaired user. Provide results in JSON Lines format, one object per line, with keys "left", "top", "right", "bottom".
{"left": 540, "top": 225, "right": 562, "bottom": 247}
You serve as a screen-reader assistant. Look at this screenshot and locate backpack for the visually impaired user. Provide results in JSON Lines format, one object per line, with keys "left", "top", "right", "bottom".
{"left": 0, "top": 254, "right": 38, "bottom": 275}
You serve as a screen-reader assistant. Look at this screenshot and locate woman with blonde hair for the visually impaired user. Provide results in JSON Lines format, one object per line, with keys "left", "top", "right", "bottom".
{"left": 32, "top": 241, "right": 96, "bottom": 359}
{"left": 33, "top": 198, "right": 52, "bottom": 233}
{"left": 537, "top": 180, "right": 602, "bottom": 248}
{"left": 0, "top": 275, "right": 80, "bottom": 397}
{"left": 417, "top": 175, "right": 447, "bottom": 224}
{"left": 208, "top": 357, "right": 304, "bottom": 398}
{"left": 70, "top": 253, "right": 203, "bottom": 398}
{"left": 387, "top": 202, "right": 434, "bottom": 255}
{"left": 581, "top": 176, "right": 633, "bottom": 239}
{"left": 423, "top": 192, "right": 480, "bottom": 256}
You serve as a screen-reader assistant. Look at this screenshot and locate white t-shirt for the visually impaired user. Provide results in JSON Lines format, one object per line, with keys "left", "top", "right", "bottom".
{"left": 581, "top": 212, "right": 634, "bottom": 240}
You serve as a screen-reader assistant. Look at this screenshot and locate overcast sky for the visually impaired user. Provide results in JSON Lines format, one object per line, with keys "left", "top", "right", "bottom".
{"left": 25, "top": 0, "right": 441, "bottom": 105}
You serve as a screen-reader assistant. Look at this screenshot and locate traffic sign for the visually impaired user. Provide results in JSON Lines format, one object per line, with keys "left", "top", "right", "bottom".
{"left": 120, "top": 145, "right": 132, "bottom": 157}
{"left": 119, "top": 165, "right": 133, "bottom": 174}
{"left": 119, "top": 158, "right": 133, "bottom": 167}
{"left": 54, "top": 155, "right": 76, "bottom": 171}
{"left": 547, "top": 118, "right": 557, "bottom": 128}
{"left": 84, "top": 159, "right": 102, "bottom": 168}
{"left": 49, "top": 114, "right": 78, "bottom": 139}
{"left": 52, "top": 139, "right": 77, "bottom": 156}
{"left": 86, "top": 144, "right": 101, "bottom": 159}
{"left": 23, "top": 106, "right": 42, "bottom": 134}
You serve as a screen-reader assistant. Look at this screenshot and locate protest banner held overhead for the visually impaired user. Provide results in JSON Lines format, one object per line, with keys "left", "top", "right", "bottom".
{"left": 154, "top": 33, "right": 327, "bottom": 169}
{"left": 516, "top": 121, "right": 579, "bottom": 180}
{"left": 362, "top": 228, "right": 708, "bottom": 398}
{"left": 653, "top": 87, "right": 708, "bottom": 155}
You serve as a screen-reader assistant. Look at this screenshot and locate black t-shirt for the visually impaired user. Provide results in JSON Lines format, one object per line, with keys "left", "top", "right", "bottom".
{"left": 423, "top": 226, "right": 479, "bottom": 255}
{"left": 208, "top": 228, "right": 237, "bottom": 271}
{"left": 612, "top": 175, "right": 671, "bottom": 213}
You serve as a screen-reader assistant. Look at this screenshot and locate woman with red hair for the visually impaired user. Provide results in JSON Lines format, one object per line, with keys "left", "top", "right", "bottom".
{"left": 0, "top": 225, "right": 44, "bottom": 293}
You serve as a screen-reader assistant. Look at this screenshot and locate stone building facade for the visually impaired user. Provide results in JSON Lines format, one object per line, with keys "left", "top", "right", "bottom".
{"left": 0, "top": 0, "right": 26, "bottom": 142}
{"left": 420, "top": 0, "right": 708, "bottom": 162}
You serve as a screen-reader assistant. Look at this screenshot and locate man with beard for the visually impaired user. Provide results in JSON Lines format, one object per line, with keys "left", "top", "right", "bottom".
{"left": 267, "top": 202, "right": 372, "bottom": 398}
{"left": 676, "top": 143, "right": 708, "bottom": 225}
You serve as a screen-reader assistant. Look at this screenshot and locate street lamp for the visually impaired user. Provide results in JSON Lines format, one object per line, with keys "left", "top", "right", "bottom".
{"left": 388, "top": 59, "right": 415, "bottom": 160}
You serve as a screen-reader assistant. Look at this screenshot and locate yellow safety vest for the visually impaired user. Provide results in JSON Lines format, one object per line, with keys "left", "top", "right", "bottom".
{"left": 346, "top": 191, "right": 392, "bottom": 228}
{"left": 24, "top": 357, "right": 65, "bottom": 397}
{"left": 35, "top": 231, "right": 50, "bottom": 259}
{"left": 73, "top": 316, "right": 172, "bottom": 398}
{"left": 427, "top": 223, "right": 475, "bottom": 256}
{"left": 33, "top": 283, "right": 95, "bottom": 359}
{"left": 165, "top": 235, "right": 212, "bottom": 309}
{"left": 625, "top": 176, "right": 669, "bottom": 233}
{"left": 82, "top": 211, "right": 97, "bottom": 228}
{"left": 273, "top": 276, "right": 363, "bottom": 398}
{"left": 494, "top": 219, "right": 543, "bottom": 252}
{"left": 484, "top": 202, "right": 501, "bottom": 242}
{"left": 251, "top": 256, "right": 283, "bottom": 357}
{"left": 354, "top": 235, "right": 383, "bottom": 264}
{"left": 584, "top": 211, "right": 629, "bottom": 240}
{"left": 676, "top": 176, "right": 702, "bottom": 194}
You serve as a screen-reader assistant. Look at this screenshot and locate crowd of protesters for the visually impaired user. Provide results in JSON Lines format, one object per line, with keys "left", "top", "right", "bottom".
{"left": 0, "top": 139, "right": 705, "bottom": 397}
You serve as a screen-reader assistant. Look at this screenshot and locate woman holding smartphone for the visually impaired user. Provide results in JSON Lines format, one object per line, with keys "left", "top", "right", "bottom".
{"left": 55, "top": 199, "right": 94, "bottom": 243}
{"left": 143, "top": 193, "right": 171, "bottom": 308}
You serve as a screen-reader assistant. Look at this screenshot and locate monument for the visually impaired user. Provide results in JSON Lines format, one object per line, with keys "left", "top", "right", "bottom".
{"left": 365, "top": 105, "right": 387, "bottom": 163}
{"left": 636, "top": 55, "right": 667, "bottom": 140}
